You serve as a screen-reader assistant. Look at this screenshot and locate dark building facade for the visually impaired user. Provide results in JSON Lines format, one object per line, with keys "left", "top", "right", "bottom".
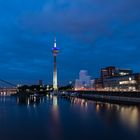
{"left": 95, "top": 78, "right": 103, "bottom": 90}
{"left": 114, "top": 68, "right": 133, "bottom": 76}
{"left": 101, "top": 66, "right": 116, "bottom": 79}
{"left": 38, "top": 80, "right": 43, "bottom": 86}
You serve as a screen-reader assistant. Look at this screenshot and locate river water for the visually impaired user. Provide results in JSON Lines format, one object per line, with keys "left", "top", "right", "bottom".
{"left": 0, "top": 96, "right": 140, "bottom": 140}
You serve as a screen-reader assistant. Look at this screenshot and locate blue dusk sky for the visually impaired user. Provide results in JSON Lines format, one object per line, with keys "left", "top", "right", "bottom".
{"left": 0, "top": 0, "right": 140, "bottom": 85}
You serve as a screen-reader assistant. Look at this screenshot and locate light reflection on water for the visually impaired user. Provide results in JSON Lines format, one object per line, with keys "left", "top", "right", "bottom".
{"left": 50, "top": 96, "right": 62, "bottom": 140}
{"left": 120, "top": 106, "right": 139, "bottom": 130}
{"left": 0, "top": 96, "right": 140, "bottom": 140}
{"left": 71, "top": 97, "right": 140, "bottom": 131}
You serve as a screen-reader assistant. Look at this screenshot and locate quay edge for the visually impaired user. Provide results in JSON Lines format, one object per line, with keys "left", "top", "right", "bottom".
{"left": 67, "top": 90, "right": 140, "bottom": 105}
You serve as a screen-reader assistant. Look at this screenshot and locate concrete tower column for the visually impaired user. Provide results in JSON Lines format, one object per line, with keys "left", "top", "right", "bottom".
{"left": 53, "top": 55, "right": 57, "bottom": 90}
{"left": 52, "top": 38, "right": 59, "bottom": 91}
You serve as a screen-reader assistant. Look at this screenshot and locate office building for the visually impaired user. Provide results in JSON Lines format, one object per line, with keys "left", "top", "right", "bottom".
{"left": 103, "top": 73, "right": 140, "bottom": 91}
{"left": 75, "top": 70, "right": 94, "bottom": 90}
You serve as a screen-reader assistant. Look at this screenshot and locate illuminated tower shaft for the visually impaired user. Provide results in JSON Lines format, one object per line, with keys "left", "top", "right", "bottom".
{"left": 52, "top": 38, "right": 59, "bottom": 91}
{"left": 53, "top": 55, "right": 57, "bottom": 90}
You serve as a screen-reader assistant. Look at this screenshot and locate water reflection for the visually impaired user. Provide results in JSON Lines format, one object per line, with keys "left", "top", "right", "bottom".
{"left": 16, "top": 95, "right": 41, "bottom": 106}
{"left": 52, "top": 96, "right": 59, "bottom": 121}
{"left": 49, "top": 96, "right": 62, "bottom": 140}
{"left": 70, "top": 97, "right": 88, "bottom": 112}
{"left": 120, "top": 107, "right": 139, "bottom": 130}
{"left": 0, "top": 96, "right": 140, "bottom": 140}
{"left": 16, "top": 95, "right": 62, "bottom": 140}
{"left": 11, "top": 95, "right": 140, "bottom": 131}
{"left": 71, "top": 97, "right": 140, "bottom": 131}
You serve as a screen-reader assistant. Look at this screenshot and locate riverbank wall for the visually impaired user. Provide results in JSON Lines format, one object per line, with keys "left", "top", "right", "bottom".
{"left": 71, "top": 91, "right": 140, "bottom": 105}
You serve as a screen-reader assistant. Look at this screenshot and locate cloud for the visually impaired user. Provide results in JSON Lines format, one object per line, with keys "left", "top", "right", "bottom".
{"left": 0, "top": 0, "right": 140, "bottom": 84}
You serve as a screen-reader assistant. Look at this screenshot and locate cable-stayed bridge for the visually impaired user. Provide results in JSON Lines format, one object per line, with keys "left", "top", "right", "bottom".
{"left": 0, "top": 79, "right": 18, "bottom": 95}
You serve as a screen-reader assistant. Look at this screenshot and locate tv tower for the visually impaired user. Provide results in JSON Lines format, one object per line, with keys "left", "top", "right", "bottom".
{"left": 52, "top": 38, "right": 59, "bottom": 91}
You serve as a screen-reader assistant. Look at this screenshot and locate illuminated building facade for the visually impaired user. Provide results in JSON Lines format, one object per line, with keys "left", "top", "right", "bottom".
{"left": 75, "top": 66, "right": 139, "bottom": 91}
{"left": 52, "top": 38, "right": 59, "bottom": 91}
{"left": 97, "top": 66, "right": 133, "bottom": 89}
{"left": 101, "top": 66, "right": 132, "bottom": 78}
{"left": 75, "top": 70, "right": 94, "bottom": 90}
{"left": 103, "top": 73, "right": 140, "bottom": 91}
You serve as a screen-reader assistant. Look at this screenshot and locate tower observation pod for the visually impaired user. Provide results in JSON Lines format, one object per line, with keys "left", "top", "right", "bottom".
{"left": 52, "top": 38, "right": 59, "bottom": 91}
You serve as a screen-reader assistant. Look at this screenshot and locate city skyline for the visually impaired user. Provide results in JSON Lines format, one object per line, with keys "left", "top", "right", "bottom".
{"left": 0, "top": 0, "right": 140, "bottom": 85}
{"left": 0, "top": 2, "right": 140, "bottom": 140}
